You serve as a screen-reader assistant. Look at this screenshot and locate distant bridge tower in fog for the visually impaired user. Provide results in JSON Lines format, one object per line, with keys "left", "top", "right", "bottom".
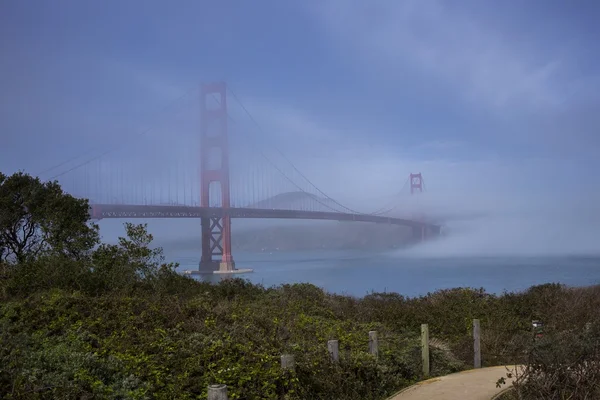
{"left": 410, "top": 173, "right": 423, "bottom": 195}
{"left": 410, "top": 172, "right": 427, "bottom": 240}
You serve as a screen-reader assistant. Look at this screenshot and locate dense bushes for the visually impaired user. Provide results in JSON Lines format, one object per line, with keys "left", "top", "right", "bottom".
{"left": 3, "top": 253, "right": 600, "bottom": 399}
{"left": 496, "top": 286, "right": 600, "bottom": 400}
{"left": 0, "top": 278, "right": 463, "bottom": 399}
{"left": 516, "top": 322, "right": 600, "bottom": 399}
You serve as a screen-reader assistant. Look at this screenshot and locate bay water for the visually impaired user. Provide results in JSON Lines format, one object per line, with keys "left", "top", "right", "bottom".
{"left": 167, "top": 249, "right": 600, "bottom": 298}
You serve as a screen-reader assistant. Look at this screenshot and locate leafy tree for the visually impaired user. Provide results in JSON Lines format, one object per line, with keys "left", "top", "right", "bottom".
{"left": 0, "top": 171, "right": 99, "bottom": 263}
{"left": 91, "top": 222, "right": 177, "bottom": 292}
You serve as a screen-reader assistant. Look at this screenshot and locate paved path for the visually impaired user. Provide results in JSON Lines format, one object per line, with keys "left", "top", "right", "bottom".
{"left": 390, "top": 366, "right": 521, "bottom": 400}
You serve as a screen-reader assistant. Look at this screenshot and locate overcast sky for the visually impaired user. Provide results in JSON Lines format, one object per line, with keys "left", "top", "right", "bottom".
{"left": 2, "top": 1, "right": 600, "bottom": 251}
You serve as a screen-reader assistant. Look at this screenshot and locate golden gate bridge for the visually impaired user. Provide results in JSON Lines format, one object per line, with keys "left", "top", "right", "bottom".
{"left": 39, "top": 82, "right": 440, "bottom": 273}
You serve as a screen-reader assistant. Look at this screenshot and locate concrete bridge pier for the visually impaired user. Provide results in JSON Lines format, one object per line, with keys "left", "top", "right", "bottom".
{"left": 197, "top": 259, "right": 252, "bottom": 275}
{"left": 199, "top": 260, "right": 237, "bottom": 273}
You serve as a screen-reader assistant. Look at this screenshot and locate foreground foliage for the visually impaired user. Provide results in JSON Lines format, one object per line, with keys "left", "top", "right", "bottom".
{"left": 0, "top": 270, "right": 464, "bottom": 399}
{"left": 1, "top": 171, "right": 599, "bottom": 399}
{"left": 496, "top": 287, "right": 600, "bottom": 400}
{"left": 3, "top": 256, "right": 600, "bottom": 399}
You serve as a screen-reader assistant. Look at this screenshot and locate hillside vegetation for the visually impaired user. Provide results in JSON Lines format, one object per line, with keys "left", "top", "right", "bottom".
{"left": 1, "top": 171, "right": 599, "bottom": 399}
{"left": 3, "top": 261, "right": 600, "bottom": 399}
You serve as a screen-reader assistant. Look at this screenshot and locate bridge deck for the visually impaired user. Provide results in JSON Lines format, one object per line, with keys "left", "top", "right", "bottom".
{"left": 90, "top": 204, "right": 439, "bottom": 229}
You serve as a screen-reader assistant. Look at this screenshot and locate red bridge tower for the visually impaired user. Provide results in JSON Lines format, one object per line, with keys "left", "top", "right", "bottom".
{"left": 199, "top": 82, "right": 236, "bottom": 273}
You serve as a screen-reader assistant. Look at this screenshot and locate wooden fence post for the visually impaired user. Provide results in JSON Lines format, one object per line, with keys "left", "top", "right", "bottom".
{"left": 328, "top": 339, "right": 339, "bottom": 362}
{"left": 369, "top": 331, "right": 378, "bottom": 358}
{"left": 208, "top": 384, "right": 228, "bottom": 400}
{"left": 421, "top": 324, "right": 430, "bottom": 377}
{"left": 281, "top": 354, "right": 295, "bottom": 370}
{"left": 473, "top": 319, "right": 481, "bottom": 369}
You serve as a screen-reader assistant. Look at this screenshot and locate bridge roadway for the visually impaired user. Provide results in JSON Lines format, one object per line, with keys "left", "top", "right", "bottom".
{"left": 90, "top": 204, "right": 441, "bottom": 231}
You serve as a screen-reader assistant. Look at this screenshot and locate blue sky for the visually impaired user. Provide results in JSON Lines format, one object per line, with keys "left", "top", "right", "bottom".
{"left": 2, "top": 0, "right": 600, "bottom": 224}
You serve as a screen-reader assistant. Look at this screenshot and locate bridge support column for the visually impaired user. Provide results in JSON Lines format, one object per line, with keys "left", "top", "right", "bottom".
{"left": 200, "top": 215, "right": 235, "bottom": 273}
{"left": 198, "top": 82, "right": 236, "bottom": 274}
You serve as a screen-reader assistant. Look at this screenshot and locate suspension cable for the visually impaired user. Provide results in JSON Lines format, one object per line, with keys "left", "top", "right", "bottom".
{"left": 368, "top": 176, "right": 410, "bottom": 215}
{"left": 223, "top": 108, "right": 351, "bottom": 214}
{"left": 227, "top": 87, "right": 366, "bottom": 215}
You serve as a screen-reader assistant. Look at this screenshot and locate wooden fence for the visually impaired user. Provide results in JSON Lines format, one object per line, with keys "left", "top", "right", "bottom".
{"left": 206, "top": 319, "right": 488, "bottom": 399}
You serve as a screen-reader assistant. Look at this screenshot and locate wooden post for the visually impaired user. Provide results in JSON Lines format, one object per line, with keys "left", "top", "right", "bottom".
{"left": 327, "top": 339, "right": 339, "bottom": 362}
{"left": 473, "top": 319, "right": 481, "bottom": 369}
{"left": 532, "top": 320, "right": 543, "bottom": 339}
{"left": 421, "top": 324, "right": 430, "bottom": 377}
{"left": 208, "top": 384, "right": 228, "bottom": 400}
{"left": 281, "top": 354, "right": 295, "bottom": 370}
{"left": 368, "top": 331, "right": 378, "bottom": 358}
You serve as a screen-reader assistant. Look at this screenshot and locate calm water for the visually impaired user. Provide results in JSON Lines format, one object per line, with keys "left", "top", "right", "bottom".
{"left": 168, "top": 249, "right": 600, "bottom": 298}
